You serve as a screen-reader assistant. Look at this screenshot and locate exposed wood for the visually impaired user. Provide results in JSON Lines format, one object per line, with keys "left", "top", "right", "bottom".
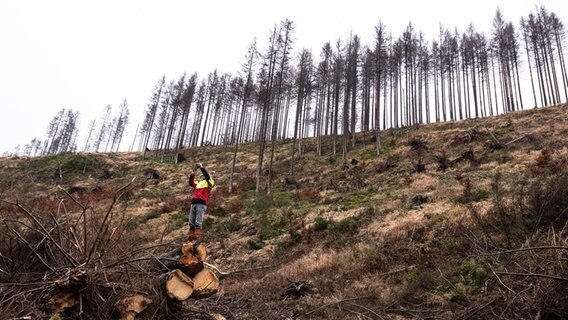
{"left": 203, "top": 261, "right": 282, "bottom": 276}
{"left": 117, "top": 294, "right": 152, "bottom": 320}
{"left": 49, "top": 289, "right": 78, "bottom": 313}
{"left": 180, "top": 242, "right": 206, "bottom": 276}
{"left": 165, "top": 269, "right": 194, "bottom": 301}
{"left": 190, "top": 267, "right": 219, "bottom": 300}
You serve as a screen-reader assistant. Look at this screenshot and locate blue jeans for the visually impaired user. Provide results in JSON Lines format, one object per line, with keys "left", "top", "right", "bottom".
{"left": 189, "top": 203, "right": 207, "bottom": 229}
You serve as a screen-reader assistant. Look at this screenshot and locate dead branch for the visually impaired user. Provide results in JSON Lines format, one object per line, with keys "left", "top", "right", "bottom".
{"left": 344, "top": 301, "right": 385, "bottom": 320}
{"left": 306, "top": 296, "right": 374, "bottom": 316}
{"left": 203, "top": 261, "right": 282, "bottom": 276}
{"left": 495, "top": 271, "right": 568, "bottom": 282}
{"left": 476, "top": 245, "right": 568, "bottom": 257}
{"left": 108, "top": 256, "right": 179, "bottom": 269}
{"left": 86, "top": 177, "right": 135, "bottom": 265}
{"left": 454, "top": 297, "right": 499, "bottom": 320}
{"left": 106, "top": 243, "right": 179, "bottom": 269}
{"left": 449, "top": 150, "right": 475, "bottom": 166}
{"left": 489, "top": 131, "right": 501, "bottom": 145}
{"left": 504, "top": 134, "right": 531, "bottom": 146}
{"left": 58, "top": 185, "right": 87, "bottom": 211}
{"left": 336, "top": 305, "right": 373, "bottom": 320}
{"left": 1, "top": 199, "right": 79, "bottom": 267}
{"left": 4, "top": 222, "right": 56, "bottom": 272}
{"left": 489, "top": 264, "right": 516, "bottom": 294}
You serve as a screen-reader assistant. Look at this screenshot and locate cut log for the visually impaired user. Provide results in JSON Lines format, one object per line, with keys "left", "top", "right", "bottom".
{"left": 117, "top": 294, "right": 152, "bottom": 320}
{"left": 191, "top": 267, "right": 219, "bottom": 300}
{"left": 165, "top": 269, "right": 194, "bottom": 301}
{"left": 180, "top": 242, "right": 206, "bottom": 276}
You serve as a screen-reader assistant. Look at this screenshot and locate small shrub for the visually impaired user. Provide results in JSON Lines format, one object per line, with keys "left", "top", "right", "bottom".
{"left": 454, "top": 177, "right": 490, "bottom": 204}
{"left": 274, "top": 191, "right": 294, "bottom": 207}
{"left": 328, "top": 217, "right": 358, "bottom": 234}
{"left": 314, "top": 216, "right": 330, "bottom": 231}
{"left": 259, "top": 212, "right": 286, "bottom": 241}
{"left": 253, "top": 195, "right": 273, "bottom": 213}
{"left": 284, "top": 229, "right": 302, "bottom": 248}
{"left": 485, "top": 169, "right": 568, "bottom": 244}
{"left": 210, "top": 217, "right": 243, "bottom": 234}
{"left": 531, "top": 148, "right": 567, "bottom": 176}
{"left": 454, "top": 258, "right": 488, "bottom": 288}
{"left": 142, "top": 211, "right": 161, "bottom": 221}
{"left": 248, "top": 238, "right": 265, "bottom": 250}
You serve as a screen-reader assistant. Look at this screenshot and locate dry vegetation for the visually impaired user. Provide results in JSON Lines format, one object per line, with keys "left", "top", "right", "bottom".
{"left": 1, "top": 104, "right": 567, "bottom": 319}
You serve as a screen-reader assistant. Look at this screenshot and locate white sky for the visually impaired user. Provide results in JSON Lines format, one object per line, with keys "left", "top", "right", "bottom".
{"left": 1, "top": 0, "right": 567, "bottom": 154}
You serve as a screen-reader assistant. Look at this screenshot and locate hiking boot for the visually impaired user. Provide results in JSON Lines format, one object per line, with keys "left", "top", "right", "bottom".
{"left": 192, "top": 228, "right": 203, "bottom": 251}
{"left": 188, "top": 226, "right": 196, "bottom": 241}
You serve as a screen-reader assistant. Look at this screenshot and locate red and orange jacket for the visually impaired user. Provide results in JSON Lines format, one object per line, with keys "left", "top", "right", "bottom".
{"left": 189, "top": 167, "right": 215, "bottom": 205}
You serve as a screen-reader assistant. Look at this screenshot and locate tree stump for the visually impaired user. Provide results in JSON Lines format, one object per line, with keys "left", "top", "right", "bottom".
{"left": 165, "top": 269, "right": 194, "bottom": 301}
{"left": 49, "top": 289, "right": 78, "bottom": 313}
{"left": 117, "top": 295, "right": 152, "bottom": 320}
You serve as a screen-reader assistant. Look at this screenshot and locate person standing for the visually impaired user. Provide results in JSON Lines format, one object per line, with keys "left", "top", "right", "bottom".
{"left": 187, "top": 163, "right": 215, "bottom": 243}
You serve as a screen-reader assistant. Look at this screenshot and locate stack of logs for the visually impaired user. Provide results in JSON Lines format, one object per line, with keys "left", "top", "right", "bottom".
{"left": 165, "top": 242, "right": 220, "bottom": 301}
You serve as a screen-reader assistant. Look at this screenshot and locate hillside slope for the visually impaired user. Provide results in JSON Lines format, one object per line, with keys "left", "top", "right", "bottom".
{"left": 1, "top": 104, "right": 567, "bottom": 319}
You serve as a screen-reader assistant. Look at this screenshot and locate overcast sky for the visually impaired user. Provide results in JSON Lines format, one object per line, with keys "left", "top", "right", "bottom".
{"left": 1, "top": 0, "right": 566, "bottom": 155}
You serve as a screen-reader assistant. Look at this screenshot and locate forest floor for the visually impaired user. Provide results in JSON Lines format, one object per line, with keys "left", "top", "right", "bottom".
{"left": 1, "top": 103, "right": 567, "bottom": 319}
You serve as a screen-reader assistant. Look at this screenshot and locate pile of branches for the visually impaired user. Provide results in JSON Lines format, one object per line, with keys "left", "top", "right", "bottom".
{"left": 0, "top": 179, "right": 212, "bottom": 319}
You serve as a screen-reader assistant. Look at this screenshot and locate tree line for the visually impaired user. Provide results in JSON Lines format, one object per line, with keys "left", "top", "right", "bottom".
{"left": 136, "top": 7, "right": 567, "bottom": 193}
{"left": 8, "top": 101, "right": 130, "bottom": 157}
